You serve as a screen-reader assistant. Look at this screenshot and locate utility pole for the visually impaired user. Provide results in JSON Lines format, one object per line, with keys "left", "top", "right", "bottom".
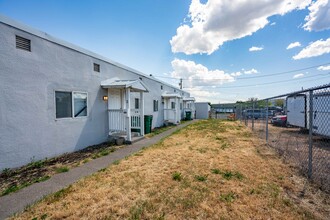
{"left": 179, "top": 78, "right": 183, "bottom": 89}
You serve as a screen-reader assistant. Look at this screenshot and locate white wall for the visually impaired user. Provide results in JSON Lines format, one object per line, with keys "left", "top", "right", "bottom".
{"left": 0, "top": 18, "right": 190, "bottom": 169}
{"left": 195, "top": 102, "right": 210, "bottom": 119}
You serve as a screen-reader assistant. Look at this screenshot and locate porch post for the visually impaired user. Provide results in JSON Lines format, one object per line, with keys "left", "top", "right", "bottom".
{"left": 140, "top": 91, "right": 145, "bottom": 136}
{"left": 107, "top": 89, "right": 111, "bottom": 134}
{"left": 126, "top": 88, "right": 131, "bottom": 142}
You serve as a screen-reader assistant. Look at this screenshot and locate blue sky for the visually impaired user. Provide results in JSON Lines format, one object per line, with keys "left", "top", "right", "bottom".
{"left": 1, "top": 0, "right": 329, "bottom": 103}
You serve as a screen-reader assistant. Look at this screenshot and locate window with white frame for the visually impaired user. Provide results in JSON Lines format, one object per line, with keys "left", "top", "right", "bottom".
{"left": 153, "top": 100, "right": 159, "bottom": 112}
{"left": 55, "top": 91, "right": 87, "bottom": 118}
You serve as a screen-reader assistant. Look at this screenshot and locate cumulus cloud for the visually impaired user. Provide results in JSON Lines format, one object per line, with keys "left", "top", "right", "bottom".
{"left": 244, "top": 68, "right": 259, "bottom": 74}
{"left": 231, "top": 71, "right": 242, "bottom": 77}
{"left": 303, "top": 0, "right": 330, "bottom": 31}
{"left": 317, "top": 65, "right": 330, "bottom": 70}
{"left": 293, "top": 73, "right": 304, "bottom": 78}
{"left": 293, "top": 38, "right": 330, "bottom": 59}
{"left": 287, "top": 42, "right": 302, "bottom": 49}
{"left": 249, "top": 46, "right": 264, "bottom": 52}
{"left": 184, "top": 87, "right": 222, "bottom": 102}
{"left": 171, "top": 59, "right": 234, "bottom": 87}
{"left": 170, "top": 0, "right": 311, "bottom": 55}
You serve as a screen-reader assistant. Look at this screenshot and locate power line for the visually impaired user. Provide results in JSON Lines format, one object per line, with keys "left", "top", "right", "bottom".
{"left": 182, "top": 73, "right": 330, "bottom": 89}
{"left": 153, "top": 62, "right": 330, "bottom": 81}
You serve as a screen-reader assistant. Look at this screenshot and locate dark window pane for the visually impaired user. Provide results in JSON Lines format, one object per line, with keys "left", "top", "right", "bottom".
{"left": 171, "top": 102, "right": 175, "bottom": 109}
{"left": 135, "top": 98, "right": 139, "bottom": 109}
{"left": 56, "top": 91, "right": 72, "bottom": 118}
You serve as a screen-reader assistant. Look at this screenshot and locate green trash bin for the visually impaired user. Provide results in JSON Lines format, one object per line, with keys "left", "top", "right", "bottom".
{"left": 144, "top": 115, "right": 153, "bottom": 134}
{"left": 185, "top": 111, "right": 192, "bottom": 120}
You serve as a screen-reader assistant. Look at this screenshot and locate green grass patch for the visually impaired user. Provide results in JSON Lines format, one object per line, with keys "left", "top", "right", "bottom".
{"left": 55, "top": 166, "right": 69, "bottom": 173}
{"left": 113, "top": 160, "right": 120, "bottom": 165}
{"left": 211, "top": 169, "right": 221, "bottom": 174}
{"left": 172, "top": 172, "right": 182, "bottom": 181}
{"left": 211, "top": 169, "right": 244, "bottom": 180}
{"left": 195, "top": 175, "right": 207, "bottom": 182}
{"left": 220, "top": 192, "right": 237, "bottom": 203}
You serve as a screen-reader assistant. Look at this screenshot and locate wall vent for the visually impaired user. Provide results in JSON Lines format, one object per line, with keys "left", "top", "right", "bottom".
{"left": 94, "top": 63, "right": 100, "bottom": 72}
{"left": 16, "top": 35, "right": 31, "bottom": 51}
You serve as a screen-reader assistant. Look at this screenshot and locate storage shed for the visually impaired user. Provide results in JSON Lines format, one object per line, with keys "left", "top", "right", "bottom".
{"left": 195, "top": 102, "right": 211, "bottom": 119}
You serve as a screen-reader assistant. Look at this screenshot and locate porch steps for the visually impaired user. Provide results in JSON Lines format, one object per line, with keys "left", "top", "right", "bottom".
{"left": 108, "top": 132, "right": 144, "bottom": 145}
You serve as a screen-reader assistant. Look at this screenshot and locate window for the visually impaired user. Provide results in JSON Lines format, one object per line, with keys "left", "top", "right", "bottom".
{"left": 73, "top": 92, "right": 87, "bottom": 117}
{"left": 16, "top": 35, "right": 31, "bottom": 51}
{"left": 93, "top": 63, "right": 100, "bottom": 72}
{"left": 153, "top": 100, "right": 159, "bottom": 112}
{"left": 171, "top": 102, "right": 176, "bottom": 109}
{"left": 55, "top": 91, "right": 87, "bottom": 119}
{"left": 180, "top": 103, "right": 182, "bottom": 110}
{"left": 174, "top": 89, "right": 176, "bottom": 92}
{"left": 135, "top": 98, "right": 139, "bottom": 109}
{"left": 161, "top": 85, "right": 163, "bottom": 90}
{"left": 56, "top": 92, "right": 72, "bottom": 118}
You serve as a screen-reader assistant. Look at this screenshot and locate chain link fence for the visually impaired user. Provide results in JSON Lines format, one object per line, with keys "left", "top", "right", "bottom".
{"left": 212, "top": 84, "right": 330, "bottom": 192}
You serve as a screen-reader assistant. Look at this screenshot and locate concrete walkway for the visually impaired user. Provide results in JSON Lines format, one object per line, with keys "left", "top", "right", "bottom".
{"left": 0, "top": 120, "right": 196, "bottom": 219}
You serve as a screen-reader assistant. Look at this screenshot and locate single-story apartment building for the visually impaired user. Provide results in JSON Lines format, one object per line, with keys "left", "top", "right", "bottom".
{"left": 0, "top": 15, "right": 195, "bottom": 169}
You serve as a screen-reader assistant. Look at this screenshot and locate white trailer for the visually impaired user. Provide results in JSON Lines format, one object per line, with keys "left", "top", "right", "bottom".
{"left": 286, "top": 92, "right": 330, "bottom": 137}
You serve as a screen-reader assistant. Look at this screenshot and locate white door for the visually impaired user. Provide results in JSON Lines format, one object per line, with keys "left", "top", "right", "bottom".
{"left": 287, "top": 95, "right": 306, "bottom": 127}
{"left": 109, "top": 89, "right": 121, "bottom": 109}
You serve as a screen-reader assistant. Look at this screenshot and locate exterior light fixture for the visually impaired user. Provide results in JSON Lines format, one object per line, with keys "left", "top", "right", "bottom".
{"left": 103, "top": 96, "right": 108, "bottom": 101}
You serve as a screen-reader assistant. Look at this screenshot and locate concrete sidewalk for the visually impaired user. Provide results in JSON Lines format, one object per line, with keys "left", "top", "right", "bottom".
{"left": 0, "top": 120, "right": 196, "bottom": 219}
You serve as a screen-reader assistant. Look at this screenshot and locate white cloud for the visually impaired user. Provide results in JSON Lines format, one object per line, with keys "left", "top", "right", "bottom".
{"left": 244, "top": 68, "right": 259, "bottom": 74}
{"left": 249, "top": 46, "right": 264, "bottom": 52}
{"left": 171, "top": 59, "right": 234, "bottom": 87}
{"left": 293, "top": 38, "right": 330, "bottom": 59}
{"left": 286, "top": 41, "right": 301, "bottom": 49}
{"left": 293, "top": 73, "right": 304, "bottom": 78}
{"left": 170, "top": 0, "right": 311, "bottom": 55}
{"left": 304, "top": 0, "right": 330, "bottom": 31}
{"left": 184, "top": 87, "right": 222, "bottom": 103}
{"left": 231, "top": 71, "right": 242, "bottom": 77}
{"left": 317, "top": 65, "right": 330, "bottom": 70}
{"left": 270, "top": 22, "right": 276, "bottom": 26}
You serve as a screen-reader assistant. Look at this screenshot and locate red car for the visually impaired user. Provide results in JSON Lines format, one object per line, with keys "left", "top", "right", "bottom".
{"left": 271, "top": 115, "right": 287, "bottom": 127}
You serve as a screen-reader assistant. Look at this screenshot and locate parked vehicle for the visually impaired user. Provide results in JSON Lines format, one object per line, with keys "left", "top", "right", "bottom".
{"left": 271, "top": 115, "right": 287, "bottom": 127}
{"left": 287, "top": 92, "right": 330, "bottom": 137}
{"left": 243, "top": 109, "right": 275, "bottom": 119}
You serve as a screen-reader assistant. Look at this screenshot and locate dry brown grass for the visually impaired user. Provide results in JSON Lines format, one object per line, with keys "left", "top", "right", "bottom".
{"left": 11, "top": 120, "right": 329, "bottom": 219}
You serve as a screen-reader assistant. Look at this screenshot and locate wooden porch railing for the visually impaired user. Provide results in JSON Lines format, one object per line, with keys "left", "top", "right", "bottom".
{"left": 164, "top": 109, "right": 176, "bottom": 122}
{"left": 108, "top": 109, "right": 126, "bottom": 132}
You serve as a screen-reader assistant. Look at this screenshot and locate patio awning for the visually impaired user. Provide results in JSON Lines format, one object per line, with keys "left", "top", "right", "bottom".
{"left": 162, "top": 93, "right": 182, "bottom": 98}
{"left": 101, "top": 79, "right": 149, "bottom": 92}
{"left": 183, "top": 97, "right": 195, "bottom": 102}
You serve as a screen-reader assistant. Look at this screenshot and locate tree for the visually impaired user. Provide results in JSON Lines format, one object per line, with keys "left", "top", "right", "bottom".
{"left": 275, "top": 99, "right": 284, "bottom": 107}
{"left": 248, "top": 97, "right": 258, "bottom": 102}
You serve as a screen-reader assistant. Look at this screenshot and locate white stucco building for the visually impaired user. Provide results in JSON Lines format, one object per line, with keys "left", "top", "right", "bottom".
{"left": 0, "top": 15, "right": 195, "bottom": 169}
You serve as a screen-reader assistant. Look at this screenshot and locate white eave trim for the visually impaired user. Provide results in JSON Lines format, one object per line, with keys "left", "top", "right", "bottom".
{"left": 101, "top": 79, "right": 149, "bottom": 92}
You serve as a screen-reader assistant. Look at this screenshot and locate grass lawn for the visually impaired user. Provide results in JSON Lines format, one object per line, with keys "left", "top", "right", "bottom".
{"left": 11, "top": 120, "right": 329, "bottom": 219}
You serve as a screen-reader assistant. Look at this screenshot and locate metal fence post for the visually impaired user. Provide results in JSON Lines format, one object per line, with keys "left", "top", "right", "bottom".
{"left": 266, "top": 99, "right": 269, "bottom": 144}
{"left": 308, "top": 90, "right": 313, "bottom": 179}
{"left": 252, "top": 102, "right": 255, "bottom": 131}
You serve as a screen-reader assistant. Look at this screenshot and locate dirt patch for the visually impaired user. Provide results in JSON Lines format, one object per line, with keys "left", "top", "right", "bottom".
{"left": 10, "top": 120, "right": 330, "bottom": 219}
{"left": 0, "top": 142, "right": 121, "bottom": 196}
